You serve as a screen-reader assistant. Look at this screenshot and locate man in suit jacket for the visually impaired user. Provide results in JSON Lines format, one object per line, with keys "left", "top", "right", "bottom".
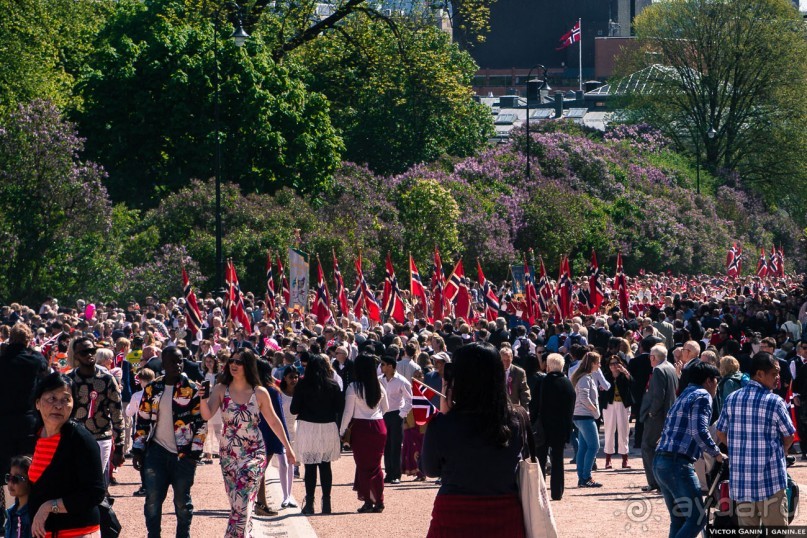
{"left": 628, "top": 339, "right": 654, "bottom": 448}
{"left": 639, "top": 344, "right": 678, "bottom": 491}
{"left": 500, "top": 347, "right": 531, "bottom": 410}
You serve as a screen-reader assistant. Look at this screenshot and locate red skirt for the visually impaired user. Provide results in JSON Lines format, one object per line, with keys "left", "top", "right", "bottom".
{"left": 351, "top": 418, "right": 387, "bottom": 504}
{"left": 427, "top": 494, "right": 526, "bottom": 538}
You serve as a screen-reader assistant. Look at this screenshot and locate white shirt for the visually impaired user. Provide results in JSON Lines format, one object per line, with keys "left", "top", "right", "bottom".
{"left": 379, "top": 373, "right": 413, "bottom": 418}
{"left": 340, "top": 383, "right": 389, "bottom": 435}
{"left": 568, "top": 363, "right": 611, "bottom": 391}
{"left": 126, "top": 390, "right": 144, "bottom": 418}
{"left": 396, "top": 357, "right": 422, "bottom": 382}
{"left": 154, "top": 385, "right": 178, "bottom": 453}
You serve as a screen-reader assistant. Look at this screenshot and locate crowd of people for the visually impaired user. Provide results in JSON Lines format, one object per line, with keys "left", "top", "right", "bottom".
{"left": 0, "top": 270, "right": 806, "bottom": 537}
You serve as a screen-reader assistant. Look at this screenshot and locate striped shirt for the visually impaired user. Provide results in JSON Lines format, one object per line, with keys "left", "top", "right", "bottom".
{"left": 29, "top": 434, "right": 61, "bottom": 483}
{"left": 657, "top": 385, "right": 720, "bottom": 460}
{"left": 716, "top": 380, "right": 795, "bottom": 502}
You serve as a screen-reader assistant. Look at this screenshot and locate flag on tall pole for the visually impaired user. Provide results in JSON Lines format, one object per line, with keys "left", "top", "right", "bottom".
{"left": 277, "top": 254, "right": 290, "bottom": 307}
{"left": 726, "top": 243, "right": 740, "bottom": 278}
{"left": 556, "top": 19, "right": 582, "bottom": 90}
{"left": 778, "top": 246, "right": 785, "bottom": 277}
{"left": 383, "top": 253, "right": 406, "bottom": 324}
{"left": 354, "top": 251, "right": 381, "bottom": 322}
{"left": 587, "top": 249, "right": 604, "bottom": 314}
{"left": 410, "top": 254, "right": 429, "bottom": 320}
{"left": 556, "top": 256, "right": 573, "bottom": 321}
{"left": 182, "top": 267, "right": 203, "bottom": 342}
{"left": 537, "top": 256, "right": 551, "bottom": 315}
{"left": 443, "top": 258, "right": 465, "bottom": 303}
{"left": 614, "top": 253, "right": 629, "bottom": 315}
{"left": 477, "top": 259, "right": 500, "bottom": 322}
{"left": 769, "top": 246, "right": 779, "bottom": 278}
{"left": 265, "top": 251, "right": 276, "bottom": 320}
{"left": 431, "top": 247, "right": 445, "bottom": 321}
{"left": 227, "top": 259, "right": 252, "bottom": 332}
{"left": 333, "top": 250, "right": 349, "bottom": 317}
{"left": 523, "top": 254, "right": 539, "bottom": 325}
{"left": 756, "top": 248, "right": 768, "bottom": 278}
{"left": 312, "top": 256, "right": 333, "bottom": 325}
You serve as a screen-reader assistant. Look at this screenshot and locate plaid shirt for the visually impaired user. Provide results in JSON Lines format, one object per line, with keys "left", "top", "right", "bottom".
{"left": 716, "top": 380, "right": 795, "bottom": 502}
{"left": 657, "top": 384, "right": 721, "bottom": 461}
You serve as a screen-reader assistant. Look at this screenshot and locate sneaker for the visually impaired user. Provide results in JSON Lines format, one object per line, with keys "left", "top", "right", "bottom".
{"left": 285, "top": 498, "right": 298, "bottom": 508}
{"left": 390, "top": 478, "right": 400, "bottom": 484}
{"left": 579, "top": 479, "right": 602, "bottom": 488}
{"left": 133, "top": 486, "right": 147, "bottom": 497}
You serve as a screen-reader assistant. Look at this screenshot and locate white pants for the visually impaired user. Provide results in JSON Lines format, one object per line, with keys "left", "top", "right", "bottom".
{"left": 123, "top": 413, "right": 133, "bottom": 453}
{"left": 97, "top": 438, "right": 113, "bottom": 485}
{"left": 603, "top": 402, "right": 630, "bottom": 455}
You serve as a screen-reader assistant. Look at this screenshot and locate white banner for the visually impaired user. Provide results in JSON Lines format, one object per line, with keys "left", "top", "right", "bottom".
{"left": 288, "top": 247, "right": 310, "bottom": 313}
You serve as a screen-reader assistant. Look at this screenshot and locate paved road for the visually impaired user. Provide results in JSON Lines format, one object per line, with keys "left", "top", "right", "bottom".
{"left": 108, "top": 441, "right": 807, "bottom": 537}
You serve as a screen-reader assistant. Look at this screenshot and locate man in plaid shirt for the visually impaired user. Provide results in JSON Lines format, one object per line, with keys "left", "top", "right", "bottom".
{"left": 653, "top": 362, "right": 725, "bottom": 538}
{"left": 716, "top": 352, "right": 795, "bottom": 528}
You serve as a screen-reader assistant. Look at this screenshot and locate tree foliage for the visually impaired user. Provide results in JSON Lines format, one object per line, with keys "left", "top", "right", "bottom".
{"left": 75, "top": 0, "right": 343, "bottom": 207}
{"left": 297, "top": 14, "right": 493, "bottom": 175}
{"left": 621, "top": 0, "right": 807, "bottom": 210}
{"left": 0, "top": 101, "right": 113, "bottom": 302}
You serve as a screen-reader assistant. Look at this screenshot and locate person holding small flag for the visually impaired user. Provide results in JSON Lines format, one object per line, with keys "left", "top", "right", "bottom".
{"left": 404, "top": 370, "right": 437, "bottom": 481}
{"left": 379, "top": 354, "right": 413, "bottom": 485}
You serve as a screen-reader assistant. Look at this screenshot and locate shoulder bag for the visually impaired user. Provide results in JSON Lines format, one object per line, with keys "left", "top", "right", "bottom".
{"left": 516, "top": 408, "right": 558, "bottom": 538}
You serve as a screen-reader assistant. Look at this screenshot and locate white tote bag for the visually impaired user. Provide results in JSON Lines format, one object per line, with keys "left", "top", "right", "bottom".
{"left": 517, "top": 410, "right": 559, "bottom": 538}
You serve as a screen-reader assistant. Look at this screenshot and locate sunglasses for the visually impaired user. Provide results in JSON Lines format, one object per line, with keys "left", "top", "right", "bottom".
{"left": 4, "top": 473, "right": 26, "bottom": 485}
{"left": 77, "top": 348, "right": 97, "bottom": 356}
{"left": 228, "top": 358, "right": 245, "bottom": 366}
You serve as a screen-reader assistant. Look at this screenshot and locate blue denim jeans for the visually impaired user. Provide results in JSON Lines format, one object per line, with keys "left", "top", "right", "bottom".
{"left": 143, "top": 443, "right": 198, "bottom": 538}
{"left": 652, "top": 453, "right": 705, "bottom": 538}
{"left": 573, "top": 417, "right": 599, "bottom": 483}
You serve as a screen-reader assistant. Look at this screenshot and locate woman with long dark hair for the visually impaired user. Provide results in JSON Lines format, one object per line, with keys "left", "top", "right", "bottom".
{"left": 200, "top": 349, "right": 295, "bottom": 537}
{"left": 421, "top": 343, "right": 526, "bottom": 537}
{"left": 339, "top": 353, "right": 389, "bottom": 513}
{"left": 599, "top": 354, "right": 633, "bottom": 469}
{"left": 290, "top": 355, "right": 343, "bottom": 515}
{"left": 202, "top": 354, "right": 222, "bottom": 464}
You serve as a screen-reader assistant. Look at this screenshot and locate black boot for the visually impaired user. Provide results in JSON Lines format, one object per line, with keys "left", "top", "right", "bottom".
{"left": 321, "top": 496, "right": 331, "bottom": 515}
{"left": 301, "top": 496, "right": 315, "bottom": 515}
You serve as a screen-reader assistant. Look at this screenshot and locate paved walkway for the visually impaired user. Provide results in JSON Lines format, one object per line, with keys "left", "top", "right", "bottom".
{"left": 107, "top": 439, "right": 807, "bottom": 537}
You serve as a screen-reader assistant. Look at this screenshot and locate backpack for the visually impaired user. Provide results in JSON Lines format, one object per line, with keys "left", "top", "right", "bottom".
{"left": 568, "top": 333, "right": 582, "bottom": 347}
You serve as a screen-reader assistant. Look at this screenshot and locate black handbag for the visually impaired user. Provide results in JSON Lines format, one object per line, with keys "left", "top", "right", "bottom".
{"left": 99, "top": 497, "right": 122, "bottom": 538}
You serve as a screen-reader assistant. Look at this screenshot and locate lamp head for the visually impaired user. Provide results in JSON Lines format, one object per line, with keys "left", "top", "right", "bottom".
{"left": 707, "top": 127, "right": 716, "bottom": 139}
{"left": 231, "top": 25, "right": 250, "bottom": 47}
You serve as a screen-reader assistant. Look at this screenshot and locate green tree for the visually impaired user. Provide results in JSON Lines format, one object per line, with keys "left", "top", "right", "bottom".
{"left": 0, "top": 0, "right": 111, "bottom": 118}
{"left": 621, "top": 0, "right": 807, "bottom": 206}
{"left": 298, "top": 15, "right": 493, "bottom": 175}
{"left": 75, "top": 0, "right": 343, "bottom": 207}
{"left": 398, "top": 178, "right": 461, "bottom": 265}
{"left": 0, "top": 100, "right": 113, "bottom": 303}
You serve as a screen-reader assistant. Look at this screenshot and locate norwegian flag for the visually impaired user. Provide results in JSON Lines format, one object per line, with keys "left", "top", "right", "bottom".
{"left": 777, "top": 246, "right": 785, "bottom": 277}
{"left": 537, "top": 256, "right": 552, "bottom": 315}
{"left": 614, "top": 252, "right": 630, "bottom": 315}
{"left": 226, "top": 260, "right": 252, "bottom": 332}
{"left": 556, "top": 20, "right": 581, "bottom": 50}
{"left": 182, "top": 267, "right": 204, "bottom": 341}
{"left": 587, "top": 249, "right": 605, "bottom": 314}
{"left": 265, "top": 252, "right": 276, "bottom": 320}
{"left": 454, "top": 268, "right": 474, "bottom": 322}
{"left": 443, "top": 258, "right": 465, "bottom": 303}
{"left": 431, "top": 247, "right": 445, "bottom": 321}
{"left": 410, "top": 254, "right": 429, "bottom": 320}
{"left": 769, "top": 246, "right": 779, "bottom": 278}
{"left": 354, "top": 252, "right": 381, "bottom": 322}
{"left": 333, "top": 250, "right": 350, "bottom": 317}
{"left": 412, "top": 379, "right": 438, "bottom": 426}
{"left": 312, "top": 257, "right": 333, "bottom": 325}
{"left": 756, "top": 248, "right": 768, "bottom": 278}
{"left": 726, "top": 243, "right": 740, "bottom": 278}
{"left": 277, "top": 255, "right": 290, "bottom": 307}
{"left": 556, "top": 256, "right": 573, "bottom": 321}
{"left": 477, "top": 259, "right": 500, "bottom": 322}
{"left": 383, "top": 253, "right": 406, "bottom": 324}
{"left": 523, "top": 254, "right": 539, "bottom": 325}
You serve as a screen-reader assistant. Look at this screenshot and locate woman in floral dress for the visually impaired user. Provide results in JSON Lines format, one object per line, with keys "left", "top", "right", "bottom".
{"left": 200, "top": 348, "right": 296, "bottom": 538}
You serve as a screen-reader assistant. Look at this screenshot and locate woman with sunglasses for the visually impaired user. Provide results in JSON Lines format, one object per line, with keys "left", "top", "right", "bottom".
{"left": 599, "top": 354, "right": 633, "bottom": 469}
{"left": 200, "top": 348, "right": 295, "bottom": 538}
{"left": 28, "top": 372, "right": 106, "bottom": 538}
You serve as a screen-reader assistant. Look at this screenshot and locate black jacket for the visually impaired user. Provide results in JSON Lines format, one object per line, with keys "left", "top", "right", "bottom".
{"left": 628, "top": 353, "right": 652, "bottom": 403}
{"left": 29, "top": 420, "right": 106, "bottom": 534}
{"left": 600, "top": 371, "right": 634, "bottom": 408}
{"left": 539, "top": 372, "right": 575, "bottom": 443}
{"left": 0, "top": 344, "right": 48, "bottom": 417}
{"left": 290, "top": 378, "right": 343, "bottom": 424}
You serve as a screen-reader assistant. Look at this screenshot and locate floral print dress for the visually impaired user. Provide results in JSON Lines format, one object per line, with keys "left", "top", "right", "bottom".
{"left": 220, "top": 387, "right": 267, "bottom": 538}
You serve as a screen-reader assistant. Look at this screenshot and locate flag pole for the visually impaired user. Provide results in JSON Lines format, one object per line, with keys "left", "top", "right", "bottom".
{"left": 578, "top": 18, "right": 583, "bottom": 91}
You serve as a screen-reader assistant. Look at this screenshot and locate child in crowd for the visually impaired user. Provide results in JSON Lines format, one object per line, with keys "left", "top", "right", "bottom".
{"left": 4, "top": 455, "right": 32, "bottom": 538}
{"left": 125, "top": 367, "right": 155, "bottom": 496}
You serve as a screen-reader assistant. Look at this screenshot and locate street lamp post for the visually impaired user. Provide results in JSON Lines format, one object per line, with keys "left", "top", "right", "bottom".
{"left": 213, "top": 4, "right": 249, "bottom": 294}
{"left": 525, "top": 64, "right": 548, "bottom": 181}
{"left": 695, "top": 125, "right": 716, "bottom": 195}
